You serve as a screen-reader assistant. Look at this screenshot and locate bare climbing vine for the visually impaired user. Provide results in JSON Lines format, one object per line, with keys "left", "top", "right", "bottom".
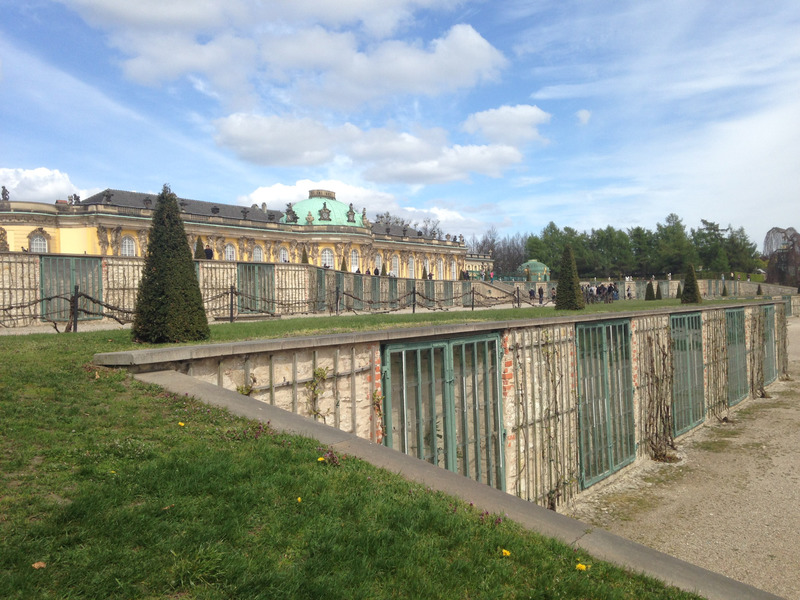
{"left": 706, "top": 310, "right": 730, "bottom": 421}
{"left": 749, "top": 309, "right": 767, "bottom": 398}
{"left": 640, "top": 324, "right": 676, "bottom": 461}
{"left": 305, "top": 366, "right": 330, "bottom": 422}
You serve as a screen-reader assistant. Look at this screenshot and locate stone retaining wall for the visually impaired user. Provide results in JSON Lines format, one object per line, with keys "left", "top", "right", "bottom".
{"left": 95, "top": 301, "right": 789, "bottom": 511}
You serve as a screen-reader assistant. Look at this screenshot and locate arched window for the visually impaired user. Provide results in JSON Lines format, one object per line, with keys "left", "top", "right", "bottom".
{"left": 279, "top": 247, "right": 289, "bottom": 263}
{"left": 350, "top": 249, "right": 359, "bottom": 272}
{"left": 408, "top": 257, "right": 415, "bottom": 279}
{"left": 252, "top": 245, "right": 263, "bottom": 262}
{"left": 224, "top": 244, "right": 236, "bottom": 261}
{"left": 391, "top": 255, "right": 399, "bottom": 277}
{"left": 451, "top": 259, "right": 457, "bottom": 280}
{"left": 437, "top": 258, "right": 444, "bottom": 280}
{"left": 424, "top": 258, "right": 430, "bottom": 275}
{"left": 321, "top": 248, "right": 334, "bottom": 268}
{"left": 120, "top": 236, "right": 137, "bottom": 257}
{"left": 375, "top": 254, "right": 382, "bottom": 273}
{"left": 30, "top": 234, "right": 48, "bottom": 253}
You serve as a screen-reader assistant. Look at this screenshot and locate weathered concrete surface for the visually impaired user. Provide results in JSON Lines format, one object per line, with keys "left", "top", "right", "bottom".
{"left": 136, "top": 368, "right": 784, "bottom": 600}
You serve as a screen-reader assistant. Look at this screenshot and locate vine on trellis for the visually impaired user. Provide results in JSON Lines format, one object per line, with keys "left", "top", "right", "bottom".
{"left": 305, "top": 366, "right": 330, "bottom": 422}
{"left": 706, "top": 311, "right": 730, "bottom": 421}
{"left": 749, "top": 310, "right": 767, "bottom": 398}
{"left": 641, "top": 326, "right": 676, "bottom": 462}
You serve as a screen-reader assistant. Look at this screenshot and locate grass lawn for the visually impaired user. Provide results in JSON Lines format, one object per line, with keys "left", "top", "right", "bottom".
{"left": 0, "top": 302, "right": 711, "bottom": 599}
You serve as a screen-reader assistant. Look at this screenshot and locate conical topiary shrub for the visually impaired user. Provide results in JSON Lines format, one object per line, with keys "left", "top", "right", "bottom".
{"left": 554, "top": 245, "right": 584, "bottom": 310}
{"left": 301, "top": 247, "right": 309, "bottom": 264}
{"left": 340, "top": 256, "right": 347, "bottom": 271}
{"left": 132, "top": 184, "right": 209, "bottom": 343}
{"left": 422, "top": 266, "right": 428, "bottom": 280}
{"left": 681, "top": 264, "right": 702, "bottom": 304}
{"left": 757, "top": 284, "right": 763, "bottom": 296}
{"left": 655, "top": 283, "right": 663, "bottom": 300}
{"left": 721, "top": 284, "right": 728, "bottom": 296}
{"left": 645, "top": 281, "right": 655, "bottom": 301}
{"left": 194, "top": 237, "right": 205, "bottom": 259}
{"left": 381, "top": 262, "right": 387, "bottom": 276}
{"left": 676, "top": 282, "right": 683, "bottom": 300}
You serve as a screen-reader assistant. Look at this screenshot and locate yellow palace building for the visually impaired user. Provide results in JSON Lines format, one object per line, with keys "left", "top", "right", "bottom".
{"left": 0, "top": 187, "right": 479, "bottom": 280}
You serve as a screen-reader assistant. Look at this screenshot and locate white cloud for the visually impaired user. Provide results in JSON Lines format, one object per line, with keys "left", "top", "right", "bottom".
{"left": 62, "top": 2, "right": 504, "bottom": 109}
{"left": 214, "top": 114, "right": 346, "bottom": 166}
{"left": 365, "top": 144, "right": 522, "bottom": 184}
{"left": 215, "top": 113, "right": 522, "bottom": 183}
{"left": 462, "top": 104, "right": 550, "bottom": 145}
{"left": 576, "top": 109, "right": 591, "bottom": 125}
{"left": 0, "top": 168, "right": 98, "bottom": 203}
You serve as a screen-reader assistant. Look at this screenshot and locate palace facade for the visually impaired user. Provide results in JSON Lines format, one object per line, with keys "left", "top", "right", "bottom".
{"left": 0, "top": 187, "right": 490, "bottom": 280}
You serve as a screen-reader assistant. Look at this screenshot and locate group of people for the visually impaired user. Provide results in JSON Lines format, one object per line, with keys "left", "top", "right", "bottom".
{"left": 528, "top": 286, "right": 557, "bottom": 305}
{"left": 583, "top": 282, "right": 619, "bottom": 303}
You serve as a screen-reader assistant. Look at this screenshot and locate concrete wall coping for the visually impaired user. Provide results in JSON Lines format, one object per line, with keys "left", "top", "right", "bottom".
{"left": 94, "top": 300, "right": 784, "bottom": 369}
{"left": 134, "top": 369, "right": 784, "bottom": 600}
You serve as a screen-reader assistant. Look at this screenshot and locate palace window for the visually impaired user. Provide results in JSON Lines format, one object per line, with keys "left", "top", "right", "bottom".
{"left": 30, "top": 234, "right": 48, "bottom": 253}
{"left": 451, "top": 259, "right": 457, "bottom": 280}
{"left": 350, "top": 249, "right": 359, "bottom": 272}
{"left": 279, "top": 247, "right": 289, "bottom": 263}
{"left": 437, "top": 258, "right": 444, "bottom": 280}
{"left": 391, "top": 255, "right": 399, "bottom": 276}
{"left": 224, "top": 244, "right": 236, "bottom": 261}
{"left": 408, "top": 257, "right": 415, "bottom": 278}
{"left": 375, "top": 254, "right": 382, "bottom": 273}
{"left": 120, "top": 236, "right": 137, "bottom": 257}
{"left": 321, "top": 248, "right": 334, "bottom": 268}
{"left": 252, "top": 245, "right": 263, "bottom": 262}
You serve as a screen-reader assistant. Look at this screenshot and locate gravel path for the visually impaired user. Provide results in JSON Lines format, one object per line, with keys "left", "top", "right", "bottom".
{"left": 569, "top": 317, "right": 800, "bottom": 600}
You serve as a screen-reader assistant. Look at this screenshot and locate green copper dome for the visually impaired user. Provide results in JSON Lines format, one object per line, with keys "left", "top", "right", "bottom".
{"left": 280, "top": 190, "right": 365, "bottom": 227}
{"left": 517, "top": 259, "right": 550, "bottom": 281}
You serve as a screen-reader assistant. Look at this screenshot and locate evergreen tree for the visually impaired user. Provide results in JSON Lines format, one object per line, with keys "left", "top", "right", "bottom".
{"left": 655, "top": 282, "right": 663, "bottom": 300}
{"left": 340, "top": 256, "right": 347, "bottom": 271}
{"left": 301, "top": 247, "right": 309, "bottom": 264}
{"left": 194, "top": 237, "right": 204, "bottom": 259}
{"left": 132, "top": 185, "right": 209, "bottom": 343}
{"left": 721, "top": 284, "right": 728, "bottom": 297}
{"left": 757, "top": 284, "right": 763, "bottom": 296}
{"left": 554, "top": 245, "right": 584, "bottom": 310}
{"left": 676, "top": 282, "right": 683, "bottom": 300}
{"left": 422, "top": 265, "right": 428, "bottom": 280}
{"left": 381, "top": 262, "right": 387, "bottom": 276}
{"left": 645, "top": 281, "right": 656, "bottom": 301}
{"left": 681, "top": 264, "right": 702, "bottom": 304}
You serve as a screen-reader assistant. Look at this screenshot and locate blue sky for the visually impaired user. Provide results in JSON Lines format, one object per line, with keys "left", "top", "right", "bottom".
{"left": 2, "top": 1, "right": 799, "bottom": 250}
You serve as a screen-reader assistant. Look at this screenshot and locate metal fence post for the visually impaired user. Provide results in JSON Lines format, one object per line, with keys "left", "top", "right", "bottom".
{"left": 412, "top": 284, "right": 416, "bottom": 313}
{"left": 471, "top": 288, "right": 475, "bottom": 311}
{"left": 336, "top": 285, "right": 340, "bottom": 316}
{"left": 230, "top": 285, "right": 235, "bottom": 323}
{"left": 72, "top": 284, "right": 79, "bottom": 333}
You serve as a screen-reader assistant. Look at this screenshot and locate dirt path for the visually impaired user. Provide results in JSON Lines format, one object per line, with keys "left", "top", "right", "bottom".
{"left": 568, "top": 317, "right": 800, "bottom": 600}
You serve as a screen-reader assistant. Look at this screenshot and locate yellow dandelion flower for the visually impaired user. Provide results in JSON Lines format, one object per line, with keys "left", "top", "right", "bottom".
{"left": 178, "top": 422, "right": 185, "bottom": 427}
{"left": 501, "top": 549, "right": 511, "bottom": 557}
{"left": 297, "top": 497, "right": 302, "bottom": 503}
{"left": 576, "top": 563, "right": 589, "bottom": 571}
{"left": 318, "top": 457, "right": 325, "bottom": 462}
